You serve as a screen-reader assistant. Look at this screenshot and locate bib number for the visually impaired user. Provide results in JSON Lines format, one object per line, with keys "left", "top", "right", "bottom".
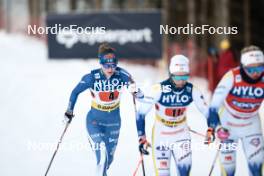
{"left": 99, "top": 91, "right": 119, "bottom": 102}
{"left": 165, "top": 107, "right": 186, "bottom": 117}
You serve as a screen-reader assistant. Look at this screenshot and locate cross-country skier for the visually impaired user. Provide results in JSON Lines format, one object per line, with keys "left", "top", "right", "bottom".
{"left": 135, "top": 55, "right": 209, "bottom": 176}
{"left": 206, "top": 45, "right": 264, "bottom": 176}
{"left": 64, "top": 43, "right": 142, "bottom": 176}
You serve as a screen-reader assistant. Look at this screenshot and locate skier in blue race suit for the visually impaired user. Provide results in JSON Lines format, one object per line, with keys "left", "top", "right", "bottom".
{"left": 64, "top": 43, "right": 142, "bottom": 176}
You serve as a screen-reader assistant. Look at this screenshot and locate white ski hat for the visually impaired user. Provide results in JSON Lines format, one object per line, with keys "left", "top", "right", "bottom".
{"left": 241, "top": 50, "right": 264, "bottom": 66}
{"left": 169, "top": 55, "right": 190, "bottom": 74}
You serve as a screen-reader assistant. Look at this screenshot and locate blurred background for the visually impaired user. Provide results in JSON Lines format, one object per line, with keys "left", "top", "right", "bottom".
{"left": 1, "top": 0, "right": 264, "bottom": 91}
{"left": 0, "top": 0, "right": 264, "bottom": 176}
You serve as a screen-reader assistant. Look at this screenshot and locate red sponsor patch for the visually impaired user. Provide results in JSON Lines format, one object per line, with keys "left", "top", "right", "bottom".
{"left": 160, "top": 161, "right": 168, "bottom": 168}
{"left": 225, "top": 155, "right": 232, "bottom": 161}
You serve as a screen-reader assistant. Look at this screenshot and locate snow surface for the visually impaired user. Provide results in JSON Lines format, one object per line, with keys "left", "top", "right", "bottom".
{"left": 0, "top": 31, "right": 263, "bottom": 176}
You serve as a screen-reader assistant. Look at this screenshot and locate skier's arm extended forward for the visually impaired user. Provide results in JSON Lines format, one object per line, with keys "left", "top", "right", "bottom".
{"left": 136, "top": 84, "right": 162, "bottom": 138}
{"left": 67, "top": 74, "right": 94, "bottom": 113}
{"left": 208, "top": 71, "right": 234, "bottom": 128}
{"left": 205, "top": 71, "right": 234, "bottom": 143}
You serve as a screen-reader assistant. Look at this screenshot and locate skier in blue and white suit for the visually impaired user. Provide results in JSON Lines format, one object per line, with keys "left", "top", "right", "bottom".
{"left": 64, "top": 43, "right": 142, "bottom": 176}
{"left": 136, "top": 55, "right": 209, "bottom": 176}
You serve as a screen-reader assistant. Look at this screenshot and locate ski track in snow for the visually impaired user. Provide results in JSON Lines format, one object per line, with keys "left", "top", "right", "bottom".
{"left": 0, "top": 31, "right": 263, "bottom": 176}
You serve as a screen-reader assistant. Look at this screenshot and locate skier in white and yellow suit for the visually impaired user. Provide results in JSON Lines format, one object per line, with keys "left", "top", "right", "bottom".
{"left": 135, "top": 55, "right": 209, "bottom": 176}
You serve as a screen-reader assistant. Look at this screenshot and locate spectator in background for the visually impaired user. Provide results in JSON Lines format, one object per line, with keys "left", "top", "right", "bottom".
{"left": 207, "top": 46, "right": 219, "bottom": 92}
{"left": 217, "top": 39, "right": 238, "bottom": 82}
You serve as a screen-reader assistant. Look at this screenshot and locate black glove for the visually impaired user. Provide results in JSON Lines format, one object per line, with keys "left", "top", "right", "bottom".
{"left": 139, "top": 137, "right": 150, "bottom": 155}
{"left": 204, "top": 127, "right": 215, "bottom": 145}
{"left": 64, "top": 111, "right": 74, "bottom": 123}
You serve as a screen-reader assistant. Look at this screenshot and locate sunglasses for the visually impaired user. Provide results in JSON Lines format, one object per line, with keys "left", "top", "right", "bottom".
{"left": 171, "top": 75, "right": 190, "bottom": 81}
{"left": 102, "top": 63, "right": 117, "bottom": 69}
{"left": 244, "top": 65, "right": 264, "bottom": 74}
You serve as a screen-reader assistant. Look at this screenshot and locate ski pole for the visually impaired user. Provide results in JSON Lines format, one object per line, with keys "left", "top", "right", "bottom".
{"left": 208, "top": 144, "right": 221, "bottom": 176}
{"left": 44, "top": 121, "right": 71, "bottom": 176}
{"left": 188, "top": 127, "right": 207, "bottom": 138}
{"left": 132, "top": 156, "right": 142, "bottom": 176}
{"left": 188, "top": 127, "right": 220, "bottom": 143}
{"left": 188, "top": 127, "right": 221, "bottom": 175}
{"left": 132, "top": 95, "right": 146, "bottom": 176}
{"left": 141, "top": 153, "right": 146, "bottom": 176}
{"left": 133, "top": 154, "right": 144, "bottom": 176}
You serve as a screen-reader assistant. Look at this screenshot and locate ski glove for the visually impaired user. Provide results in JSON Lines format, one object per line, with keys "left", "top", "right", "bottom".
{"left": 129, "top": 83, "right": 144, "bottom": 99}
{"left": 139, "top": 137, "right": 151, "bottom": 155}
{"left": 204, "top": 127, "right": 215, "bottom": 145}
{"left": 64, "top": 111, "right": 74, "bottom": 123}
{"left": 204, "top": 126, "right": 230, "bottom": 144}
{"left": 133, "top": 90, "right": 144, "bottom": 99}
{"left": 216, "top": 127, "right": 230, "bottom": 141}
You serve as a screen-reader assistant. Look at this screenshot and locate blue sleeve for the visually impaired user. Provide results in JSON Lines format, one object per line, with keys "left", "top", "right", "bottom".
{"left": 119, "top": 67, "right": 134, "bottom": 83}
{"left": 136, "top": 113, "right": 146, "bottom": 137}
{"left": 207, "top": 107, "right": 221, "bottom": 128}
{"left": 67, "top": 74, "right": 94, "bottom": 112}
